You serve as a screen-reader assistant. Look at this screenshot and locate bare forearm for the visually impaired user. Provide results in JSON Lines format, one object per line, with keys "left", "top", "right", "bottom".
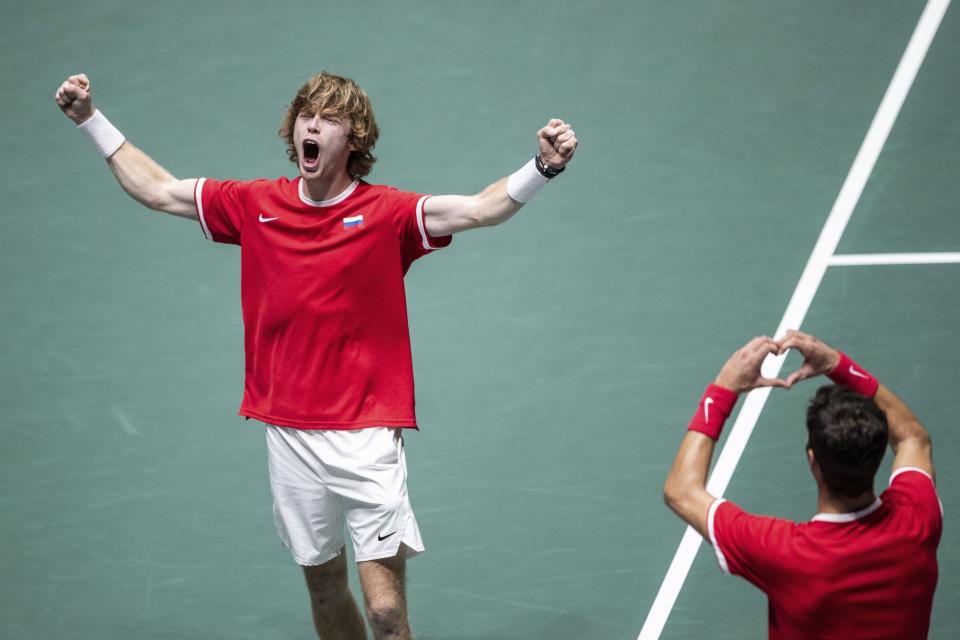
{"left": 664, "top": 431, "right": 716, "bottom": 537}
{"left": 664, "top": 338, "right": 783, "bottom": 536}
{"left": 478, "top": 177, "right": 523, "bottom": 225}
{"left": 422, "top": 119, "right": 577, "bottom": 237}
{"left": 875, "top": 384, "right": 933, "bottom": 467}
{"left": 423, "top": 178, "right": 523, "bottom": 235}
{"left": 107, "top": 143, "right": 196, "bottom": 218}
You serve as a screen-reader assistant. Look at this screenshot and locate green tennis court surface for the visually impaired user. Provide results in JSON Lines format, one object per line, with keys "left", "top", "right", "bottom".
{"left": 2, "top": 1, "right": 956, "bottom": 638}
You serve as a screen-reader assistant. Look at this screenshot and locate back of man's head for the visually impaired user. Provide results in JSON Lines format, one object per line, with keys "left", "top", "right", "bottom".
{"left": 806, "top": 385, "right": 888, "bottom": 498}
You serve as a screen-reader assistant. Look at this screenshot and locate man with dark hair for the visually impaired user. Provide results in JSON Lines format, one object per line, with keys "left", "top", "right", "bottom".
{"left": 55, "top": 72, "right": 577, "bottom": 639}
{"left": 806, "top": 384, "right": 889, "bottom": 498}
{"left": 664, "top": 330, "right": 941, "bottom": 639}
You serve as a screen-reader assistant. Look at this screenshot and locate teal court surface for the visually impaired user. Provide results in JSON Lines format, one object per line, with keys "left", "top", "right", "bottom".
{"left": 2, "top": 1, "right": 957, "bottom": 638}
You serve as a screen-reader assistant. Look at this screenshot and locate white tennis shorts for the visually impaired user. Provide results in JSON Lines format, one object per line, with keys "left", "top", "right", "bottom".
{"left": 265, "top": 424, "right": 425, "bottom": 565}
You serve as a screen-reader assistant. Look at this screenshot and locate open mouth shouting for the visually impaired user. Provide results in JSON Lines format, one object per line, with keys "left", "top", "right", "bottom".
{"left": 301, "top": 139, "right": 321, "bottom": 172}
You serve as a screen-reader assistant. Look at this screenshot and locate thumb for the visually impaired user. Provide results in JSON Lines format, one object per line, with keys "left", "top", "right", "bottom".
{"left": 759, "top": 377, "right": 789, "bottom": 389}
{"left": 784, "top": 367, "right": 811, "bottom": 388}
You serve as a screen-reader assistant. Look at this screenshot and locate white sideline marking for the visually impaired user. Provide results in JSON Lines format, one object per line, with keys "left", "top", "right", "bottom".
{"left": 830, "top": 252, "right": 960, "bottom": 266}
{"left": 637, "top": 2, "right": 951, "bottom": 638}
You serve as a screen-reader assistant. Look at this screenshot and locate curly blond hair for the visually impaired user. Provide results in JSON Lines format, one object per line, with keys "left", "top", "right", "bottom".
{"left": 278, "top": 72, "right": 379, "bottom": 178}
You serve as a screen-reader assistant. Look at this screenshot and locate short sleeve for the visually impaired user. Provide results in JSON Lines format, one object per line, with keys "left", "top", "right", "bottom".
{"left": 709, "top": 499, "right": 794, "bottom": 591}
{"left": 883, "top": 467, "right": 943, "bottom": 543}
{"left": 385, "top": 188, "right": 452, "bottom": 272}
{"left": 194, "top": 177, "right": 246, "bottom": 245}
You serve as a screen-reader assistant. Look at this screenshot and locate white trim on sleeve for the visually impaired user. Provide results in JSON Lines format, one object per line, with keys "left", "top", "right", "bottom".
{"left": 889, "top": 466, "right": 933, "bottom": 484}
{"left": 416, "top": 195, "right": 441, "bottom": 250}
{"left": 707, "top": 498, "right": 731, "bottom": 575}
{"left": 194, "top": 177, "right": 212, "bottom": 240}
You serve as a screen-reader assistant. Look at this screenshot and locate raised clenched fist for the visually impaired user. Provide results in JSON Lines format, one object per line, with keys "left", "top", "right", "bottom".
{"left": 55, "top": 73, "right": 94, "bottom": 125}
{"left": 537, "top": 118, "right": 577, "bottom": 170}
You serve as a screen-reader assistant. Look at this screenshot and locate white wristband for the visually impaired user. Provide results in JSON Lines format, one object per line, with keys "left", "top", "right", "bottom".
{"left": 77, "top": 109, "right": 126, "bottom": 158}
{"left": 506, "top": 158, "right": 549, "bottom": 204}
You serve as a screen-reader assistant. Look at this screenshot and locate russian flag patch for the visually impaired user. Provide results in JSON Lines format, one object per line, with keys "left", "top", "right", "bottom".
{"left": 343, "top": 214, "right": 364, "bottom": 229}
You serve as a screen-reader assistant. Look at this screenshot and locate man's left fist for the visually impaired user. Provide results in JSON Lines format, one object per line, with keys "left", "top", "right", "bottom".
{"left": 537, "top": 119, "right": 578, "bottom": 169}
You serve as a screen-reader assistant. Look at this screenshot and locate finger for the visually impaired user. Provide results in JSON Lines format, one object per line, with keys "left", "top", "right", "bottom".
{"left": 778, "top": 335, "right": 805, "bottom": 353}
{"left": 782, "top": 329, "right": 813, "bottom": 347}
{"left": 784, "top": 366, "right": 814, "bottom": 387}
{"left": 538, "top": 126, "right": 556, "bottom": 140}
{"left": 752, "top": 343, "right": 781, "bottom": 369}
{"left": 547, "top": 118, "right": 565, "bottom": 128}
{"left": 68, "top": 74, "right": 89, "bottom": 89}
{"left": 62, "top": 81, "right": 81, "bottom": 99}
{"left": 758, "top": 377, "right": 790, "bottom": 389}
{"left": 746, "top": 336, "right": 775, "bottom": 355}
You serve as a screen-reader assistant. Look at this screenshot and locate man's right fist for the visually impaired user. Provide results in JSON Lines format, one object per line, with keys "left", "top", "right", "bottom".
{"left": 55, "top": 74, "right": 94, "bottom": 124}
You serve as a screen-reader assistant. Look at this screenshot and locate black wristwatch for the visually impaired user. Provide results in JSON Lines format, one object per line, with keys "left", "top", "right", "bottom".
{"left": 535, "top": 154, "right": 565, "bottom": 179}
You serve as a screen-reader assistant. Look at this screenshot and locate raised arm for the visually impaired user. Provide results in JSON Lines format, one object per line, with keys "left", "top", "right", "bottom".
{"left": 664, "top": 337, "right": 786, "bottom": 537}
{"left": 422, "top": 119, "right": 577, "bottom": 236}
{"left": 55, "top": 74, "right": 197, "bottom": 219}
{"left": 778, "top": 330, "right": 935, "bottom": 481}
{"left": 877, "top": 384, "right": 934, "bottom": 480}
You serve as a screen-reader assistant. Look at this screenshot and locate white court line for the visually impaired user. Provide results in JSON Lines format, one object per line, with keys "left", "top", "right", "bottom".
{"left": 637, "top": 2, "right": 951, "bottom": 638}
{"left": 830, "top": 252, "right": 960, "bottom": 266}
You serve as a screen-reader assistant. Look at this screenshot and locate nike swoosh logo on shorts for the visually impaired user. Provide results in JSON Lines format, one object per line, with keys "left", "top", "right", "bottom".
{"left": 259, "top": 213, "right": 279, "bottom": 223}
{"left": 704, "top": 397, "right": 714, "bottom": 423}
{"left": 378, "top": 531, "right": 397, "bottom": 542}
{"left": 848, "top": 366, "right": 869, "bottom": 379}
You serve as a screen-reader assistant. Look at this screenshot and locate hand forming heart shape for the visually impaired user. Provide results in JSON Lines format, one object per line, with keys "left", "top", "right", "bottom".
{"left": 714, "top": 330, "right": 841, "bottom": 395}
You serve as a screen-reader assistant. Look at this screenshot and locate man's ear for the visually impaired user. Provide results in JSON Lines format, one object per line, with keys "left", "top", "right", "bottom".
{"left": 806, "top": 447, "right": 822, "bottom": 482}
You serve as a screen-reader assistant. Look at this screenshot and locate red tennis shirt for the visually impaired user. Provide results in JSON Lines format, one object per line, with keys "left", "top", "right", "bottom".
{"left": 709, "top": 467, "right": 942, "bottom": 640}
{"left": 193, "top": 176, "right": 451, "bottom": 430}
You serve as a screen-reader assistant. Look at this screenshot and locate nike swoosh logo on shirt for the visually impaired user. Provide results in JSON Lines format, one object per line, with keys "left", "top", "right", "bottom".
{"left": 377, "top": 531, "right": 397, "bottom": 542}
{"left": 848, "top": 366, "right": 869, "bottom": 379}
{"left": 704, "top": 397, "right": 714, "bottom": 423}
{"left": 259, "top": 213, "right": 279, "bottom": 223}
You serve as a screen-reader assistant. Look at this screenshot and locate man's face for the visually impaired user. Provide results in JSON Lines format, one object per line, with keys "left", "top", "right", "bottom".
{"left": 292, "top": 110, "right": 354, "bottom": 180}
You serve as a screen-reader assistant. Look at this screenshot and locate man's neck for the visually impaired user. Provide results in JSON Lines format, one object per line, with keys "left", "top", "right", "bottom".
{"left": 816, "top": 488, "right": 877, "bottom": 515}
{"left": 300, "top": 171, "right": 354, "bottom": 203}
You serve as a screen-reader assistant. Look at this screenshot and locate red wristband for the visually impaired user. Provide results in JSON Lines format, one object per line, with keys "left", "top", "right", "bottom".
{"left": 827, "top": 352, "right": 879, "bottom": 397}
{"left": 687, "top": 384, "right": 739, "bottom": 440}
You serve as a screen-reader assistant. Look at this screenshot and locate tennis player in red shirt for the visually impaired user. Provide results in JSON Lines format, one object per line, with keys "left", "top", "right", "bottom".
{"left": 665, "top": 331, "right": 941, "bottom": 639}
{"left": 56, "top": 72, "right": 577, "bottom": 639}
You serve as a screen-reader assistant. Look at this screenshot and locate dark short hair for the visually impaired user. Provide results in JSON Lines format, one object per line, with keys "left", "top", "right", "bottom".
{"left": 806, "top": 385, "right": 888, "bottom": 498}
